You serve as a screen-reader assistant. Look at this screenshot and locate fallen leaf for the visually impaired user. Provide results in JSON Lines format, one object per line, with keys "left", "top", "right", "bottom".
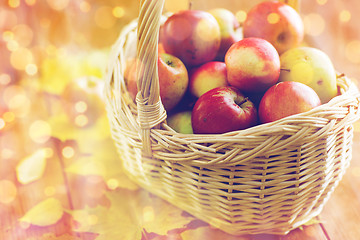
{"left": 16, "top": 148, "right": 49, "bottom": 184}
{"left": 20, "top": 198, "right": 64, "bottom": 226}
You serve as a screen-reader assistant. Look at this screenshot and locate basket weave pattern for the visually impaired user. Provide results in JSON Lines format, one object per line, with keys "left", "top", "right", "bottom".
{"left": 104, "top": 0, "right": 360, "bottom": 235}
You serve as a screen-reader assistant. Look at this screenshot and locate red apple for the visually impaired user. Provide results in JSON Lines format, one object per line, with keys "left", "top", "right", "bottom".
{"left": 189, "top": 61, "right": 229, "bottom": 98}
{"left": 162, "top": 10, "right": 221, "bottom": 67}
{"left": 258, "top": 81, "right": 321, "bottom": 124}
{"left": 208, "top": 8, "right": 243, "bottom": 61}
{"left": 225, "top": 37, "right": 280, "bottom": 93}
{"left": 243, "top": 1, "right": 304, "bottom": 54}
{"left": 124, "top": 53, "right": 189, "bottom": 111}
{"left": 191, "top": 86, "right": 258, "bottom": 134}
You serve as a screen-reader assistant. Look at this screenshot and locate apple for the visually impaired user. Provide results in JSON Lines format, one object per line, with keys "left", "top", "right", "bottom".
{"left": 191, "top": 86, "right": 258, "bottom": 134}
{"left": 225, "top": 37, "right": 280, "bottom": 93}
{"left": 124, "top": 53, "right": 189, "bottom": 111}
{"left": 258, "top": 81, "right": 321, "bottom": 124}
{"left": 162, "top": 10, "right": 221, "bottom": 67}
{"left": 208, "top": 8, "right": 243, "bottom": 61}
{"left": 167, "top": 110, "right": 193, "bottom": 134}
{"left": 279, "top": 46, "right": 338, "bottom": 103}
{"left": 243, "top": 1, "right": 304, "bottom": 54}
{"left": 189, "top": 61, "right": 229, "bottom": 98}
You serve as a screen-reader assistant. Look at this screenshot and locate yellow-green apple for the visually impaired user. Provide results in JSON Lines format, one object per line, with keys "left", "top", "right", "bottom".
{"left": 225, "top": 37, "right": 280, "bottom": 93}
{"left": 279, "top": 46, "right": 338, "bottom": 103}
{"left": 243, "top": 1, "right": 304, "bottom": 54}
{"left": 208, "top": 8, "right": 243, "bottom": 61}
{"left": 191, "top": 86, "right": 258, "bottom": 134}
{"left": 189, "top": 61, "right": 229, "bottom": 98}
{"left": 258, "top": 81, "right": 321, "bottom": 123}
{"left": 162, "top": 10, "right": 221, "bottom": 67}
{"left": 124, "top": 53, "right": 189, "bottom": 111}
{"left": 167, "top": 110, "right": 193, "bottom": 134}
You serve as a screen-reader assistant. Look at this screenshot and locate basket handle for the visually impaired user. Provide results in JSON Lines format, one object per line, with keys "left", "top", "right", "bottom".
{"left": 135, "top": 0, "right": 300, "bottom": 156}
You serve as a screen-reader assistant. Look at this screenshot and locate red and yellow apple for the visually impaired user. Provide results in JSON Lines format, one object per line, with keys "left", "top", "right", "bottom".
{"left": 208, "top": 8, "right": 243, "bottom": 61}
{"left": 279, "top": 46, "right": 338, "bottom": 103}
{"left": 243, "top": 1, "right": 304, "bottom": 54}
{"left": 162, "top": 10, "right": 221, "bottom": 67}
{"left": 225, "top": 37, "right": 280, "bottom": 93}
{"left": 191, "top": 86, "right": 258, "bottom": 134}
{"left": 189, "top": 61, "right": 229, "bottom": 98}
{"left": 258, "top": 81, "right": 321, "bottom": 123}
{"left": 124, "top": 53, "right": 189, "bottom": 111}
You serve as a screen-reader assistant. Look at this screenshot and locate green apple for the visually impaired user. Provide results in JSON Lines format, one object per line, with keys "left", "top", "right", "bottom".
{"left": 279, "top": 47, "right": 337, "bottom": 103}
{"left": 167, "top": 111, "right": 193, "bottom": 134}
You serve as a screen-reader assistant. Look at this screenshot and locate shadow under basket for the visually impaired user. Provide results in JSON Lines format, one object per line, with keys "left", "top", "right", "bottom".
{"left": 104, "top": 0, "right": 360, "bottom": 235}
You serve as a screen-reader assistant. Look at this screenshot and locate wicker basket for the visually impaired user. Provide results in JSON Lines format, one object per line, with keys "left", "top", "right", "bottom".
{"left": 104, "top": 0, "right": 360, "bottom": 235}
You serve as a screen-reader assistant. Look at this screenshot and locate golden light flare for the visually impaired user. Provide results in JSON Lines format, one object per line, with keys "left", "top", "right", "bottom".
{"left": 303, "top": 13, "right": 325, "bottom": 36}
{"left": 46, "top": 0, "right": 70, "bottom": 11}
{"left": 339, "top": 10, "right": 351, "bottom": 23}
{"left": 80, "top": 1, "right": 91, "bottom": 12}
{"left": 10, "top": 47, "right": 34, "bottom": 70}
{"left": 12, "top": 24, "right": 34, "bottom": 47}
{"left": 29, "top": 120, "right": 52, "bottom": 144}
{"left": 75, "top": 114, "right": 89, "bottom": 127}
{"left": 25, "top": 0, "right": 36, "bottom": 6}
{"left": 6, "top": 39, "right": 19, "bottom": 52}
{"left": 235, "top": 10, "right": 247, "bottom": 23}
{"left": 107, "top": 178, "right": 119, "bottom": 190}
{"left": 3, "top": 85, "right": 31, "bottom": 117}
{"left": 25, "top": 63, "right": 38, "bottom": 76}
{"left": 267, "top": 13, "right": 280, "bottom": 24}
{"left": 345, "top": 40, "right": 360, "bottom": 64}
{"left": 3, "top": 111, "right": 16, "bottom": 122}
{"left": 62, "top": 146, "right": 75, "bottom": 158}
{"left": 316, "top": 0, "right": 328, "bottom": 5}
{"left": 0, "top": 119, "right": 5, "bottom": 130}
{"left": 8, "top": 0, "right": 20, "bottom": 8}
{"left": 0, "top": 180, "right": 17, "bottom": 204}
{"left": 0, "top": 74, "right": 11, "bottom": 85}
{"left": 75, "top": 101, "right": 88, "bottom": 113}
{"left": 113, "top": 6, "right": 125, "bottom": 18}
{"left": 95, "top": 6, "right": 117, "bottom": 29}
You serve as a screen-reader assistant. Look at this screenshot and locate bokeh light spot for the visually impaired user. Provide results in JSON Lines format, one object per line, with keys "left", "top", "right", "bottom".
{"left": 62, "top": 146, "right": 75, "bottom": 159}
{"left": 304, "top": 13, "right": 325, "bottom": 36}
{"left": 316, "top": 0, "right": 328, "bottom": 5}
{"left": 80, "top": 1, "right": 91, "bottom": 12}
{"left": 267, "top": 13, "right": 280, "bottom": 24}
{"left": 345, "top": 40, "right": 360, "bottom": 64}
{"left": 0, "top": 180, "right": 17, "bottom": 204}
{"left": 113, "top": 6, "right": 125, "bottom": 18}
{"left": 3, "top": 112, "right": 15, "bottom": 122}
{"left": 75, "top": 114, "right": 88, "bottom": 127}
{"left": 29, "top": 120, "right": 52, "bottom": 144}
{"left": 339, "top": 10, "right": 351, "bottom": 23}
{"left": 3, "top": 31, "right": 14, "bottom": 41}
{"left": 107, "top": 178, "right": 119, "bottom": 190}
{"left": 7, "top": 40, "right": 19, "bottom": 52}
{"left": 75, "top": 101, "right": 88, "bottom": 113}
{"left": 46, "top": 0, "right": 70, "bottom": 11}
{"left": 235, "top": 10, "right": 247, "bottom": 23}
{"left": 0, "top": 74, "right": 11, "bottom": 85}
{"left": 95, "top": 6, "right": 116, "bottom": 29}
{"left": 26, "top": 63, "right": 38, "bottom": 76}
{"left": 0, "top": 119, "right": 5, "bottom": 130}
{"left": 8, "top": 0, "right": 20, "bottom": 8}
{"left": 13, "top": 24, "right": 34, "bottom": 47}
{"left": 10, "top": 47, "right": 34, "bottom": 70}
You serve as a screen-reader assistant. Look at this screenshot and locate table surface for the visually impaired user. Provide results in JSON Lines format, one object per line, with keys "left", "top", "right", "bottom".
{"left": 1, "top": 1, "right": 360, "bottom": 240}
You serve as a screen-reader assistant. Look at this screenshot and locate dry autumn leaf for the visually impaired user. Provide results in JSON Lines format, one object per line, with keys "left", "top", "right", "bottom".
{"left": 16, "top": 148, "right": 50, "bottom": 184}
{"left": 20, "top": 198, "right": 64, "bottom": 226}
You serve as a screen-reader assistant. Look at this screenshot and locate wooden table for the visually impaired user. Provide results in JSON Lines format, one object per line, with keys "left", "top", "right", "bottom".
{"left": 1, "top": 0, "right": 360, "bottom": 239}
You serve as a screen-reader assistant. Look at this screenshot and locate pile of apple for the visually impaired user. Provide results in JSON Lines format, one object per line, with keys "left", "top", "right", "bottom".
{"left": 125, "top": 1, "right": 338, "bottom": 134}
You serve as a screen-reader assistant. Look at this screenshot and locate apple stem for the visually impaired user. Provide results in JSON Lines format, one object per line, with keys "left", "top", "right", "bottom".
{"left": 237, "top": 97, "right": 249, "bottom": 107}
{"left": 280, "top": 68, "right": 291, "bottom": 72}
{"left": 189, "top": 1, "right": 192, "bottom": 10}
